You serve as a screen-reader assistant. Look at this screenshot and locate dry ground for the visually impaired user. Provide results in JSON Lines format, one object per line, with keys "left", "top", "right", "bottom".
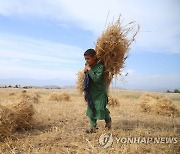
{"left": 0, "top": 88, "right": 179, "bottom": 154}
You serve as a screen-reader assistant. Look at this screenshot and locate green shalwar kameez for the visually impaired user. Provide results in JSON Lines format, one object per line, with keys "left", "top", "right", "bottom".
{"left": 86, "top": 62, "right": 111, "bottom": 127}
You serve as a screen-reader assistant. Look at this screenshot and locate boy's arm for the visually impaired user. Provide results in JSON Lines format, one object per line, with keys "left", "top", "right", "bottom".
{"left": 88, "top": 65, "right": 104, "bottom": 83}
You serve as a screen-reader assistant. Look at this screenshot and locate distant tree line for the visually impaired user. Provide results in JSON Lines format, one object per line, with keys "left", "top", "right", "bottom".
{"left": 0, "top": 85, "right": 32, "bottom": 89}
{"left": 167, "top": 89, "right": 180, "bottom": 93}
{"left": 0, "top": 85, "right": 62, "bottom": 89}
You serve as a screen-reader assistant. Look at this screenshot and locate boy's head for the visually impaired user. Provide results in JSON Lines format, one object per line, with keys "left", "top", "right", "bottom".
{"left": 84, "top": 49, "right": 96, "bottom": 66}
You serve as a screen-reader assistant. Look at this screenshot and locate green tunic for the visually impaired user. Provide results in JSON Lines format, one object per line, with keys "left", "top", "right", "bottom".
{"left": 86, "top": 62, "right": 110, "bottom": 120}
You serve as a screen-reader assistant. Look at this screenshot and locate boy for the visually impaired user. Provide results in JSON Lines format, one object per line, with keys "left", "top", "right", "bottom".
{"left": 84, "top": 48, "right": 112, "bottom": 133}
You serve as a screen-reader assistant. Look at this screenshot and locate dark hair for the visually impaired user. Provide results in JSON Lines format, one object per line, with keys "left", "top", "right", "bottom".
{"left": 84, "top": 49, "right": 96, "bottom": 57}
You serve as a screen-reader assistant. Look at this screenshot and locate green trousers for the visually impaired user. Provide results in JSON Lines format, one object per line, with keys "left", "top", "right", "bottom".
{"left": 90, "top": 110, "right": 111, "bottom": 127}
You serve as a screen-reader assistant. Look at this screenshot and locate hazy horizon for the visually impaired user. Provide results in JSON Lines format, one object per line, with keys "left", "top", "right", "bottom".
{"left": 0, "top": 77, "right": 179, "bottom": 92}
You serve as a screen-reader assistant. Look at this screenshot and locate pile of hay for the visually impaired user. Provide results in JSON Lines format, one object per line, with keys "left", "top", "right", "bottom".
{"left": 0, "top": 100, "right": 34, "bottom": 141}
{"left": 49, "top": 93, "right": 70, "bottom": 102}
{"left": 10, "top": 101, "right": 34, "bottom": 130}
{"left": 22, "top": 90, "right": 27, "bottom": 93}
{"left": 140, "top": 94, "right": 179, "bottom": 117}
{"left": 8, "top": 92, "right": 15, "bottom": 96}
{"left": 76, "top": 18, "right": 139, "bottom": 93}
{"left": 0, "top": 104, "right": 15, "bottom": 140}
{"left": 108, "top": 95, "right": 119, "bottom": 107}
{"left": 19, "top": 92, "right": 40, "bottom": 104}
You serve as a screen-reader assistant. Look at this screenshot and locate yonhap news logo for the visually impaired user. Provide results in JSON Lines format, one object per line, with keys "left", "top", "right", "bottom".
{"left": 99, "top": 133, "right": 178, "bottom": 148}
{"left": 99, "top": 133, "right": 113, "bottom": 148}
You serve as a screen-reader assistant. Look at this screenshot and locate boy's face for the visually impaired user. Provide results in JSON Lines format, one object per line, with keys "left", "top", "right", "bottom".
{"left": 84, "top": 55, "right": 96, "bottom": 66}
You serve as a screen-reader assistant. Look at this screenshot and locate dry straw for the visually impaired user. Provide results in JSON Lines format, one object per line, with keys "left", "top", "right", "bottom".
{"left": 76, "top": 69, "right": 85, "bottom": 94}
{"left": 22, "top": 90, "right": 27, "bottom": 93}
{"left": 0, "top": 98, "right": 35, "bottom": 141}
{"left": 8, "top": 92, "right": 15, "bottom": 96}
{"left": 95, "top": 19, "right": 139, "bottom": 89}
{"left": 140, "top": 93, "right": 179, "bottom": 117}
{"left": 0, "top": 104, "right": 15, "bottom": 140}
{"left": 76, "top": 18, "right": 139, "bottom": 93}
{"left": 19, "top": 92, "right": 40, "bottom": 104}
{"left": 108, "top": 95, "right": 119, "bottom": 107}
{"left": 49, "top": 93, "right": 70, "bottom": 102}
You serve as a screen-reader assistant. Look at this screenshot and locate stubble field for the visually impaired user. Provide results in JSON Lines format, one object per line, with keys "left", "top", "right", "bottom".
{"left": 0, "top": 88, "right": 179, "bottom": 154}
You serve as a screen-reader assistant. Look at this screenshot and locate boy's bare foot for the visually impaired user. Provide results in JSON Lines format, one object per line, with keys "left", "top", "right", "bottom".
{"left": 85, "top": 127, "right": 96, "bottom": 133}
{"left": 105, "top": 121, "right": 112, "bottom": 130}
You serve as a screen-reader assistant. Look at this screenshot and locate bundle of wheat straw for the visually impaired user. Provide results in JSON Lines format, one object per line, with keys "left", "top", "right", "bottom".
{"left": 60, "top": 93, "right": 70, "bottom": 101}
{"left": 76, "top": 18, "right": 139, "bottom": 93}
{"left": 49, "top": 93, "right": 70, "bottom": 102}
{"left": 19, "top": 92, "right": 40, "bottom": 104}
{"left": 95, "top": 19, "right": 139, "bottom": 89}
{"left": 0, "top": 97, "right": 35, "bottom": 141}
{"left": 108, "top": 95, "right": 119, "bottom": 107}
{"left": 140, "top": 94, "right": 179, "bottom": 117}
{"left": 11, "top": 101, "right": 34, "bottom": 130}
{"left": 76, "top": 69, "right": 85, "bottom": 94}
{"left": 0, "top": 104, "right": 15, "bottom": 141}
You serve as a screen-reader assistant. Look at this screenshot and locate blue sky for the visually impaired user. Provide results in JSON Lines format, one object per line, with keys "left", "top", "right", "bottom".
{"left": 0, "top": 0, "right": 179, "bottom": 90}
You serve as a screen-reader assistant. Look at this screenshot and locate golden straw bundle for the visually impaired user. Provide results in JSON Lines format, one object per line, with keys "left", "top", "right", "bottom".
{"left": 140, "top": 94, "right": 179, "bottom": 117}
{"left": 49, "top": 93, "right": 70, "bottom": 102}
{"left": 0, "top": 104, "right": 15, "bottom": 140}
{"left": 11, "top": 101, "right": 34, "bottom": 130}
{"left": 108, "top": 95, "right": 119, "bottom": 107}
{"left": 0, "top": 97, "right": 35, "bottom": 141}
{"left": 76, "top": 18, "right": 139, "bottom": 93}
{"left": 19, "top": 92, "right": 40, "bottom": 104}
{"left": 76, "top": 69, "right": 85, "bottom": 94}
{"left": 95, "top": 19, "right": 139, "bottom": 89}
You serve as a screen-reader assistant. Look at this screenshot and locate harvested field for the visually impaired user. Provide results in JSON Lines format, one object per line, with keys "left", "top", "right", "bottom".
{"left": 0, "top": 88, "right": 179, "bottom": 153}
